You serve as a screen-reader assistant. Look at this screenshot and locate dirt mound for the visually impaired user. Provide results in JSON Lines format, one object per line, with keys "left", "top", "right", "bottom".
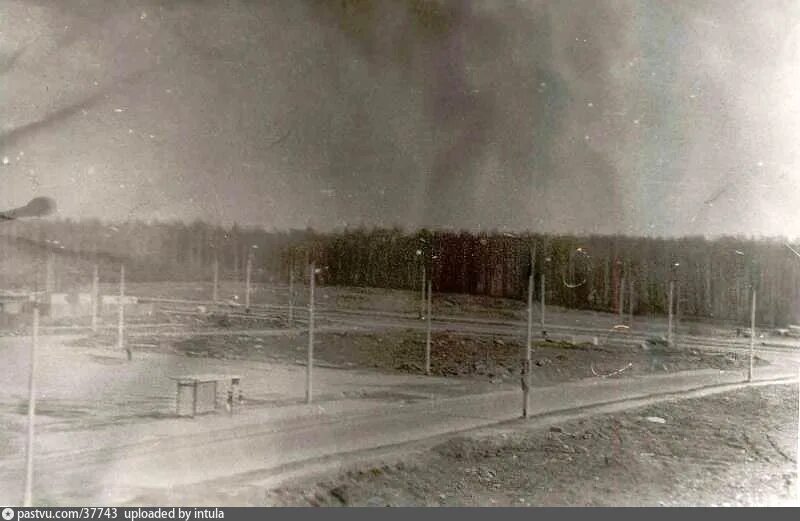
{"left": 91, "top": 328, "right": 767, "bottom": 387}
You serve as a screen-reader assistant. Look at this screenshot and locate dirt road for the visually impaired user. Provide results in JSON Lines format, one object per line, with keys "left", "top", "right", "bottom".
{"left": 259, "top": 383, "right": 800, "bottom": 507}
{"left": 2, "top": 288, "right": 798, "bottom": 506}
{"left": 1, "top": 362, "right": 795, "bottom": 505}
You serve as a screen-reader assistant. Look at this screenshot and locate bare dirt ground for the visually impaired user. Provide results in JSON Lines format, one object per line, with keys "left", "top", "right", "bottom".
{"left": 97, "top": 281, "right": 750, "bottom": 338}
{"left": 71, "top": 328, "right": 765, "bottom": 387}
{"left": 3, "top": 273, "right": 796, "bottom": 506}
{"left": 242, "top": 384, "right": 800, "bottom": 506}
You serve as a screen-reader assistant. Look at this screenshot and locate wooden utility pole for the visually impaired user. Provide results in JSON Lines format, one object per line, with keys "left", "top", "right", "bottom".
{"left": 45, "top": 251, "right": 55, "bottom": 295}
{"left": 628, "top": 278, "right": 635, "bottom": 325}
{"left": 420, "top": 267, "right": 426, "bottom": 319}
{"left": 425, "top": 279, "right": 432, "bottom": 375}
{"left": 91, "top": 264, "right": 99, "bottom": 334}
{"left": 540, "top": 273, "right": 546, "bottom": 333}
{"left": 119, "top": 265, "right": 130, "bottom": 360}
{"left": 523, "top": 273, "right": 534, "bottom": 418}
{"left": 212, "top": 255, "right": 219, "bottom": 303}
{"left": 796, "top": 366, "right": 800, "bottom": 503}
{"left": 23, "top": 307, "right": 39, "bottom": 507}
{"left": 288, "top": 257, "right": 295, "bottom": 327}
{"left": 306, "top": 262, "right": 315, "bottom": 404}
{"left": 245, "top": 253, "right": 252, "bottom": 309}
{"left": 748, "top": 289, "right": 756, "bottom": 382}
{"left": 667, "top": 280, "right": 674, "bottom": 348}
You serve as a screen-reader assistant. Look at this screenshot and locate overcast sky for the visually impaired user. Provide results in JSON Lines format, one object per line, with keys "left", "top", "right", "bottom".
{"left": 1, "top": 1, "right": 799, "bottom": 237}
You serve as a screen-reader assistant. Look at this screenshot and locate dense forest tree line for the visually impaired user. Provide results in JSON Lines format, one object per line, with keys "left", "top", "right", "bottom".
{"left": 309, "top": 229, "right": 800, "bottom": 326}
{"left": 2, "top": 219, "right": 799, "bottom": 326}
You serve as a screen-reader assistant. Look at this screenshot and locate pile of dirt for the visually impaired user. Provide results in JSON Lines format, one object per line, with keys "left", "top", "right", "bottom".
{"left": 391, "top": 333, "right": 765, "bottom": 382}
{"left": 172, "top": 334, "right": 291, "bottom": 360}
{"left": 260, "top": 384, "right": 799, "bottom": 506}
{"left": 115, "top": 330, "right": 768, "bottom": 387}
{"left": 157, "top": 309, "right": 288, "bottom": 330}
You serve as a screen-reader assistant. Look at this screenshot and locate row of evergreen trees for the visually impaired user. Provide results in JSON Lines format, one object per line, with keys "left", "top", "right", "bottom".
{"left": 2, "top": 219, "right": 798, "bottom": 326}
{"left": 302, "top": 230, "right": 800, "bottom": 326}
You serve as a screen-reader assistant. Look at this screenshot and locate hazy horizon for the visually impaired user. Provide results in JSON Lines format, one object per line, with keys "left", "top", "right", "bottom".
{"left": 6, "top": 212, "right": 800, "bottom": 244}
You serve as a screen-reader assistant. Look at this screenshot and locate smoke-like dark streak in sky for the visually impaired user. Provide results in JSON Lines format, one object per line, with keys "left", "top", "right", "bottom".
{"left": 0, "top": 0, "right": 797, "bottom": 236}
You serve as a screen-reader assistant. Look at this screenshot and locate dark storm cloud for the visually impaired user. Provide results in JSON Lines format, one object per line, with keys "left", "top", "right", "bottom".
{"left": 0, "top": 69, "right": 151, "bottom": 152}
{"left": 1, "top": 0, "right": 797, "bottom": 236}
{"left": 304, "top": 0, "right": 503, "bottom": 227}
{"left": 298, "top": 0, "right": 633, "bottom": 231}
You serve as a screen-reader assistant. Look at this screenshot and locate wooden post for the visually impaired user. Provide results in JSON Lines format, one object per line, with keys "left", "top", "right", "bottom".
{"left": 420, "top": 267, "right": 426, "bottom": 319}
{"left": 425, "top": 279, "right": 432, "bottom": 375}
{"left": 618, "top": 276, "right": 625, "bottom": 322}
{"left": 245, "top": 253, "right": 252, "bottom": 309}
{"left": 119, "top": 265, "right": 130, "bottom": 360}
{"left": 212, "top": 256, "right": 219, "bottom": 304}
{"left": 748, "top": 289, "right": 756, "bottom": 382}
{"left": 230, "top": 377, "right": 240, "bottom": 416}
{"left": 628, "top": 278, "right": 635, "bottom": 325}
{"left": 540, "top": 273, "right": 546, "bottom": 333}
{"left": 23, "top": 307, "right": 39, "bottom": 507}
{"left": 523, "top": 273, "right": 533, "bottom": 418}
{"left": 288, "top": 257, "right": 295, "bottom": 327}
{"left": 233, "top": 248, "right": 240, "bottom": 283}
{"left": 45, "top": 251, "right": 55, "bottom": 294}
{"left": 796, "top": 366, "right": 800, "bottom": 503}
{"left": 667, "top": 280, "right": 674, "bottom": 348}
{"left": 91, "top": 264, "right": 99, "bottom": 334}
{"left": 306, "top": 262, "right": 315, "bottom": 404}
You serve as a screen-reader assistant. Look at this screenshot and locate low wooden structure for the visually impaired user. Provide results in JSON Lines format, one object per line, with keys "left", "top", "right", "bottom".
{"left": 170, "top": 374, "right": 241, "bottom": 418}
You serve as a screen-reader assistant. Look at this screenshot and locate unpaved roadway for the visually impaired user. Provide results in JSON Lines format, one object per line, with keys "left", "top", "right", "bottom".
{"left": 0, "top": 360, "right": 796, "bottom": 506}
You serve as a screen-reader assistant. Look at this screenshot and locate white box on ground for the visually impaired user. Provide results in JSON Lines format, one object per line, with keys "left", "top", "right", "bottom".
{"left": 569, "top": 335, "right": 599, "bottom": 346}
{"left": 3, "top": 302, "right": 23, "bottom": 314}
{"left": 170, "top": 374, "right": 241, "bottom": 417}
{"left": 49, "top": 293, "right": 70, "bottom": 305}
{"left": 47, "top": 292, "right": 93, "bottom": 317}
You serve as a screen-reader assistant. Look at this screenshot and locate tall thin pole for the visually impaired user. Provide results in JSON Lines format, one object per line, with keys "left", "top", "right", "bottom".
{"left": 540, "top": 273, "right": 546, "bottom": 332}
{"left": 628, "top": 278, "right": 635, "bottom": 325}
{"left": 796, "top": 366, "right": 799, "bottom": 504}
{"left": 23, "top": 307, "right": 39, "bottom": 507}
{"left": 91, "top": 264, "right": 99, "bottom": 334}
{"left": 420, "top": 266, "right": 426, "bottom": 319}
{"left": 667, "top": 280, "right": 674, "bottom": 348}
{"left": 618, "top": 276, "right": 625, "bottom": 322}
{"left": 288, "top": 257, "right": 295, "bottom": 327}
{"left": 119, "top": 265, "right": 129, "bottom": 360}
{"left": 245, "top": 253, "right": 252, "bottom": 309}
{"left": 523, "top": 273, "right": 533, "bottom": 418}
{"left": 784, "top": 245, "right": 800, "bottom": 503}
{"left": 306, "top": 262, "right": 315, "bottom": 404}
{"left": 233, "top": 247, "right": 240, "bottom": 283}
{"left": 425, "top": 279, "right": 432, "bottom": 375}
{"left": 45, "top": 251, "right": 55, "bottom": 294}
{"left": 748, "top": 289, "right": 756, "bottom": 382}
{"left": 212, "top": 255, "right": 219, "bottom": 304}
